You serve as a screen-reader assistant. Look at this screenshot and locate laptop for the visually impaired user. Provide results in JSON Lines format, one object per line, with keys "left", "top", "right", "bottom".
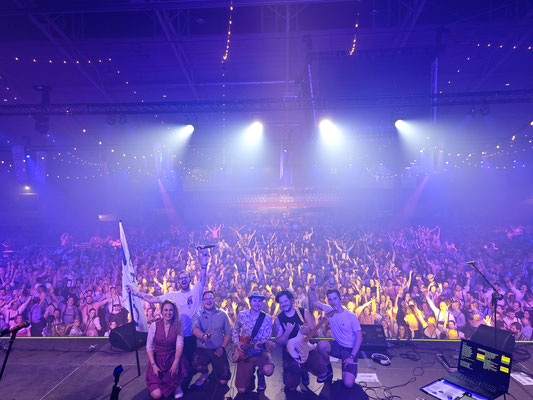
{"left": 421, "top": 339, "right": 513, "bottom": 400}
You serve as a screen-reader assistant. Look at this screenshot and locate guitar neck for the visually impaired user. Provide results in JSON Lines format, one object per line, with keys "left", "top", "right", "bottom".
{"left": 303, "top": 314, "right": 330, "bottom": 343}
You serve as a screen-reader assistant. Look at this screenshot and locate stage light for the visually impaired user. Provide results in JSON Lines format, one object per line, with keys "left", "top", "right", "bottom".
{"left": 244, "top": 121, "right": 263, "bottom": 144}
{"left": 176, "top": 124, "right": 195, "bottom": 141}
{"left": 394, "top": 119, "right": 417, "bottom": 137}
{"left": 319, "top": 119, "right": 341, "bottom": 143}
{"left": 25, "top": 154, "right": 30, "bottom": 159}
{"left": 183, "top": 124, "right": 195, "bottom": 135}
{"left": 24, "top": 186, "right": 30, "bottom": 191}
{"left": 394, "top": 119, "right": 407, "bottom": 130}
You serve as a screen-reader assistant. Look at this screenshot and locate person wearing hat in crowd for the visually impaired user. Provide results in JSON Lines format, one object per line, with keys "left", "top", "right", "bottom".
{"left": 232, "top": 291, "right": 275, "bottom": 393}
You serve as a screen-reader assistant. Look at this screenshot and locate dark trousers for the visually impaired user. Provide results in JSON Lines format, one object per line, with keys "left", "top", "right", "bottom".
{"left": 30, "top": 320, "right": 45, "bottom": 337}
{"left": 182, "top": 335, "right": 197, "bottom": 390}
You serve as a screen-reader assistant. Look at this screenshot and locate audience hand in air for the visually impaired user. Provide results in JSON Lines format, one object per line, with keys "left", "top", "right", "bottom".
{"left": 199, "top": 250, "right": 209, "bottom": 266}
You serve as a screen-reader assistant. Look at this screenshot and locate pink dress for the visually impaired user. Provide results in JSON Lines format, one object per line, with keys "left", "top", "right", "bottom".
{"left": 145, "top": 320, "right": 188, "bottom": 398}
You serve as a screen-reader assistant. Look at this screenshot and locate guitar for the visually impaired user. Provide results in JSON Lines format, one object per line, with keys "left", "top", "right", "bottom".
{"left": 286, "top": 309, "right": 336, "bottom": 364}
{"left": 232, "top": 335, "right": 270, "bottom": 362}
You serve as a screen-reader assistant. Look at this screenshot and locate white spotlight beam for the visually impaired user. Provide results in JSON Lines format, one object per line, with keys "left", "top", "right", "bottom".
{"left": 244, "top": 121, "right": 263, "bottom": 144}
{"left": 319, "top": 119, "right": 341, "bottom": 144}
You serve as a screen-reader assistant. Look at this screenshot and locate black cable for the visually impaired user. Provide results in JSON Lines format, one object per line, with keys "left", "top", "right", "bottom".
{"left": 513, "top": 344, "right": 532, "bottom": 362}
{"left": 361, "top": 349, "right": 438, "bottom": 400}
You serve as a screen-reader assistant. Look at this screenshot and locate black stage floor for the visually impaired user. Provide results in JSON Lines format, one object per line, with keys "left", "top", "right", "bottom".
{"left": 0, "top": 338, "right": 532, "bottom": 400}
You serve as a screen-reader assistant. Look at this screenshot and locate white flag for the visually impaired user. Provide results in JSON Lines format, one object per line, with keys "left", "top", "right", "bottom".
{"left": 119, "top": 221, "right": 148, "bottom": 332}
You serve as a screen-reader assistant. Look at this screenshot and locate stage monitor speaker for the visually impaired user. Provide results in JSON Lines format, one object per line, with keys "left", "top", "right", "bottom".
{"left": 360, "top": 324, "right": 388, "bottom": 353}
{"left": 470, "top": 325, "right": 515, "bottom": 353}
{"left": 109, "top": 322, "right": 147, "bottom": 351}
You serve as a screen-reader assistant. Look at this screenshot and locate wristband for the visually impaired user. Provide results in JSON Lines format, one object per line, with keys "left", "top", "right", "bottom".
{"left": 151, "top": 362, "right": 156, "bottom": 366}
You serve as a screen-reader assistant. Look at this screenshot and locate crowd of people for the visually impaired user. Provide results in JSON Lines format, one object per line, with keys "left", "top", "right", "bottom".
{"left": 1, "top": 215, "right": 532, "bottom": 345}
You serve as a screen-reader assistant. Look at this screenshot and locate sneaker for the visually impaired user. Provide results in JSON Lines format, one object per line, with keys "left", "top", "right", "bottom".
{"left": 257, "top": 374, "right": 266, "bottom": 391}
{"left": 193, "top": 373, "right": 209, "bottom": 387}
{"left": 302, "top": 370, "right": 310, "bottom": 386}
{"left": 174, "top": 385, "right": 183, "bottom": 399}
{"left": 317, "top": 364, "right": 333, "bottom": 383}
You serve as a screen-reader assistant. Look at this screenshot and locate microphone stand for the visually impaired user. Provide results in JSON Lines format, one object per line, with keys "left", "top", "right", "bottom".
{"left": 0, "top": 331, "right": 17, "bottom": 382}
{"left": 467, "top": 261, "right": 503, "bottom": 349}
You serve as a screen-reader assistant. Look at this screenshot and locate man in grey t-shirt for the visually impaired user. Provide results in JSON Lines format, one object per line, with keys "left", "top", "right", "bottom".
{"left": 191, "top": 290, "right": 232, "bottom": 386}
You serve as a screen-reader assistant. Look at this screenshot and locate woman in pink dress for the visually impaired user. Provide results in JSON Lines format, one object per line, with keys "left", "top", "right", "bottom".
{"left": 146, "top": 299, "right": 188, "bottom": 399}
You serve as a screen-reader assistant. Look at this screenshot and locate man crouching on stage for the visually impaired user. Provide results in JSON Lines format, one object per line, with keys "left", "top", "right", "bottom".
{"left": 232, "top": 291, "right": 275, "bottom": 393}
{"left": 309, "top": 279, "right": 363, "bottom": 389}
{"left": 274, "top": 290, "right": 329, "bottom": 391}
{"left": 190, "top": 290, "right": 232, "bottom": 386}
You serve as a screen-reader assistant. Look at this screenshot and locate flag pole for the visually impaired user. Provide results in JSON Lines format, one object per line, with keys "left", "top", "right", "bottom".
{"left": 128, "top": 290, "right": 141, "bottom": 377}
{"left": 120, "top": 220, "right": 146, "bottom": 378}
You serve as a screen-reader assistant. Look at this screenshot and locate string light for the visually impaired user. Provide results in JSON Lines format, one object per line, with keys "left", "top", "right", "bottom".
{"left": 447, "top": 40, "right": 533, "bottom": 91}
{"left": 348, "top": 13, "right": 360, "bottom": 56}
{"left": 12, "top": 56, "right": 112, "bottom": 65}
{"left": 222, "top": 0, "right": 234, "bottom": 63}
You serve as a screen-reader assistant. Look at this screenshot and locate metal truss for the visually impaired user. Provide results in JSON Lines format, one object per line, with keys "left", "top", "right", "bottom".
{"left": 3, "top": 1, "right": 528, "bottom": 32}
{"left": 0, "top": 1, "right": 352, "bottom": 16}
{"left": 1, "top": 90, "right": 532, "bottom": 116}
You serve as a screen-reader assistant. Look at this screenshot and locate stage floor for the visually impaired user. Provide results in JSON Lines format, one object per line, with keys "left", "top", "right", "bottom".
{"left": 0, "top": 338, "right": 531, "bottom": 400}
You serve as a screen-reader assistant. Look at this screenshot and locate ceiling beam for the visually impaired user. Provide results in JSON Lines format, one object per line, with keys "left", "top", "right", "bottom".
{"left": 155, "top": 9, "right": 200, "bottom": 100}
{"left": 0, "top": 0, "right": 352, "bottom": 16}
{"left": 1, "top": 89, "right": 532, "bottom": 116}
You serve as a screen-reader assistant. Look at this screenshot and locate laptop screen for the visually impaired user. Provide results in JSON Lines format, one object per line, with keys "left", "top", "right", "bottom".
{"left": 457, "top": 339, "right": 512, "bottom": 390}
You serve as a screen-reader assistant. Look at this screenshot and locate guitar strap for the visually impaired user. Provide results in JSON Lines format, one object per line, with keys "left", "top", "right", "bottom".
{"left": 294, "top": 307, "right": 305, "bottom": 325}
{"left": 250, "top": 311, "right": 266, "bottom": 340}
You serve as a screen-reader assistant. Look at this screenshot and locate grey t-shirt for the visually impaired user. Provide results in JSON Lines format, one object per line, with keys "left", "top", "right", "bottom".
{"left": 192, "top": 308, "right": 232, "bottom": 349}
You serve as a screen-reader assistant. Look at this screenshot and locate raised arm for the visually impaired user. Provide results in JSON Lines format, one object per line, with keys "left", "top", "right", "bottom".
{"left": 425, "top": 293, "right": 439, "bottom": 316}
{"left": 19, "top": 295, "right": 33, "bottom": 314}
{"left": 128, "top": 286, "right": 161, "bottom": 304}
{"left": 308, "top": 279, "right": 327, "bottom": 311}
{"left": 197, "top": 250, "right": 209, "bottom": 289}
{"left": 354, "top": 300, "right": 372, "bottom": 317}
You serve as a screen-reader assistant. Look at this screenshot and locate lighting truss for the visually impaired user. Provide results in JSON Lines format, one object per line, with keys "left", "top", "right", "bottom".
{"left": 0, "top": 90, "right": 532, "bottom": 116}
